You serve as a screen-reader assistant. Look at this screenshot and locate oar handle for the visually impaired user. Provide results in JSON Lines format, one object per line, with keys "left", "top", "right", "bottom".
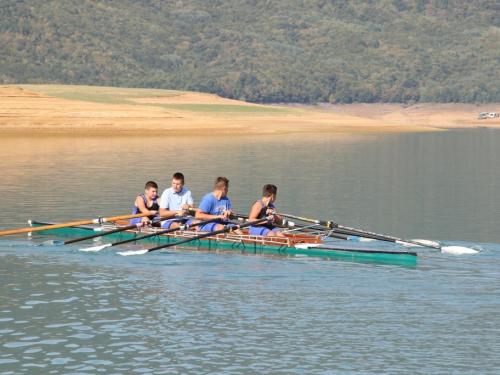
{"left": 0, "top": 213, "right": 153, "bottom": 237}
{"left": 146, "top": 218, "right": 270, "bottom": 253}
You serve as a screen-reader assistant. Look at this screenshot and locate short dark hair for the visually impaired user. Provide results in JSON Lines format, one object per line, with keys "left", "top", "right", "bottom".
{"left": 145, "top": 181, "right": 158, "bottom": 190}
{"left": 172, "top": 172, "right": 185, "bottom": 184}
{"left": 214, "top": 176, "right": 229, "bottom": 189}
{"left": 263, "top": 184, "right": 277, "bottom": 197}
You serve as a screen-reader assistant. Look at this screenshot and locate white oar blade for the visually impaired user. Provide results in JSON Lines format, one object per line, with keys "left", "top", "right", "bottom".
{"left": 38, "top": 240, "right": 65, "bottom": 246}
{"left": 441, "top": 246, "right": 478, "bottom": 254}
{"left": 118, "top": 249, "right": 148, "bottom": 256}
{"left": 396, "top": 239, "right": 441, "bottom": 247}
{"left": 79, "top": 243, "right": 112, "bottom": 252}
{"left": 357, "top": 237, "right": 376, "bottom": 242}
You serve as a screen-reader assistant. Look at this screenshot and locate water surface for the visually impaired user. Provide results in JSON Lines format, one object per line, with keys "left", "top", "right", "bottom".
{"left": 1, "top": 130, "right": 500, "bottom": 374}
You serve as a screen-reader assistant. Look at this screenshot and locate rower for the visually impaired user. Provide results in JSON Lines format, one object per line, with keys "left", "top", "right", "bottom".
{"left": 195, "top": 176, "right": 243, "bottom": 235}
{"left": 159, "top": 172, "right": 196, "bottom": 229}
{"left": 131, "top": 181, "right": 161, "bottom": 226}
{"left": 248, "top": 184, "right": 285, "bottom": 237}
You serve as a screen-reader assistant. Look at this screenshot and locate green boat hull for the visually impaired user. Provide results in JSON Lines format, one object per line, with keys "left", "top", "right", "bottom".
{"left": 30, "top": 221, "right": 418, "bottom": 267}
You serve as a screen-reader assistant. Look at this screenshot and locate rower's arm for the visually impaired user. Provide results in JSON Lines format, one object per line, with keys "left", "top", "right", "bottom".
{"left": 159, "top": 208, "right": 186, "bottom": 217}
{"left": 272, "top": 209, "right": 283, "bottom": 225}
{"left": 136, "top": 196, "right": 156, "bottom": 216}
{"left": 195, "top": 209, "right": 222, "bottom": 221}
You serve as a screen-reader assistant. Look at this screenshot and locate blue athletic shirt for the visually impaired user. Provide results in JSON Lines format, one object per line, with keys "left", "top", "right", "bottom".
{"left": 198, "top": 193, "right": 232, "bottom": 216}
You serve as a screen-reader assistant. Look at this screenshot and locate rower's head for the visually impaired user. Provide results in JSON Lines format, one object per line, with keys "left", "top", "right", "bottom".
{"left": 172, "top": 172, "right": 185, "bottom": 193}
{"left": 214, "top": 176, "right": 229, "bottom": 196}
{"left": 144, "top": 181, "right": 158, "bottom": 199}
{"left": 263, "top": 184, "right": 278, "bottom": 202}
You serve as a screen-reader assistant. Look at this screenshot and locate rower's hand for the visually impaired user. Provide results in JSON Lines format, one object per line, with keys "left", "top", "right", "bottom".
{"left": 219, "top": 210, "right": 232, "bottom": 221}
{"left": 177, "top": 210, "right": 187, "bottom": 217}
{"left": 265, "top": 209, "right": 276, "bottom": 220}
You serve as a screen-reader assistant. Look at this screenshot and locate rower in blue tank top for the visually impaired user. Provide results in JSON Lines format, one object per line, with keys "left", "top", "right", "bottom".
{"left": 248, "top": 184, "right": 284, "bottom": 237}
{"left": 131, "top": 181, "right": 161, "bottom": 225}
{"left": 195, "top": 176, "right": 243, "bottom": 235}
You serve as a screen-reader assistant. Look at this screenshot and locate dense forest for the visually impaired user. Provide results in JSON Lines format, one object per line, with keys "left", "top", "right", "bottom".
{"left": 1, "top": 0, "right": 500, "bottom": 103}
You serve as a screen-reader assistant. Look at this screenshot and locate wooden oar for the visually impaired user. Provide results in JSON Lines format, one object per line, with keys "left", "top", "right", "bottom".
{"left": 80, "top": 218, "right": 219, "bottom": 252}
{"left": 39, "top": 213, "right": 180, "bottom": 246}
{"left": 118, "top": 218, "right": 270, "bottom": 256}
{"left": 0, "top": 213, "right": 154, "bottom": 237}
{"left": 278, "top": 212, "right": 478, "bottom": 254}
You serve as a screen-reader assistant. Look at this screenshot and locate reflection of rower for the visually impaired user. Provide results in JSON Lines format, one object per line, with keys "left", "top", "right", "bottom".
{"left": 195, "top": 176, "right": 243, "bottom": 235}
{"left": 159, "top": 172, "right": 196, "bottom": 229}
{"left": 248, "top": 184, "right": 284, "bottom": 237}
{"left": 131, "top": 181, "right": 161, "bottom": 226}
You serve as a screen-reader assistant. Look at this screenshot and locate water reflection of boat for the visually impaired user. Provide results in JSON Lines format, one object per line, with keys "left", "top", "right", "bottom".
{"left": 29, "top": 220, "right": 418, "bottom": 267}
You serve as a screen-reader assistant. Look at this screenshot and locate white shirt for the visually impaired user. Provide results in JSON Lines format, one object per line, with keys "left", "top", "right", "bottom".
{"left": 159, "top": 187, "right": 194, "bottom": 210}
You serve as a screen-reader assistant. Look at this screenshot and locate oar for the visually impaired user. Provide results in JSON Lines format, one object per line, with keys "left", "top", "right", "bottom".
{"left": 79, "top": 218, "right": 220, "bottom": 252}
{"left": 278, "top": 213, "right": 478, "bottom": 254}
{"left": 118, "top": 218, "right": 270, "bottom": 256}
{"left": 0, "top": 213, "right": 154, "bottom": 237}
{"left": 39, "top": 213, "right": 180, "bottom": 246}
{"left": 285, "top": 221, "right": 404, "bottom": 243}
{"left": 280, "top": 222, "right": 351, "bottom": 241}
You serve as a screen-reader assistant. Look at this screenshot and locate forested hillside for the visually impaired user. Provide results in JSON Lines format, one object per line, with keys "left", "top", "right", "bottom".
{"left": 2, "top": 0, "right": 500, "bottom": 103}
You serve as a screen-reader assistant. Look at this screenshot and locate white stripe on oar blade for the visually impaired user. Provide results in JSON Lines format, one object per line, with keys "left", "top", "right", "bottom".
{"left": 441, "top": 246, "right": 478, "bottom": 254}
{"left": 396, "top": 239, "right": 440, "bottom": 247}
{"left": 358, "top": 237, "right": 376, "bottom": 242}
{"left": 118, "top": 249, "right": 149, "bottom": 256}
{"left": 294, "top": 243, "right": 319, "bottom": 249}
{"left": 79, "top": 244, "right": 112, "bottom": 252}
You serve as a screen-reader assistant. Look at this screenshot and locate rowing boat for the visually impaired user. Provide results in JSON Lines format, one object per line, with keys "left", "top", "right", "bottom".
{"left": 28, "top": 219, "right": 418, "bottom": 266}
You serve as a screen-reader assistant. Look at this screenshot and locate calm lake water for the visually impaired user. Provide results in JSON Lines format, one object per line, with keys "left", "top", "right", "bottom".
{"left": 1, "top": 129, "right": 500, "bottom": 374}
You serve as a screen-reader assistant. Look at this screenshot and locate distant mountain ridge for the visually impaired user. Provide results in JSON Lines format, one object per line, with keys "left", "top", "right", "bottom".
{"left": 1, "top": 0, "right": 500, "bottom": 104}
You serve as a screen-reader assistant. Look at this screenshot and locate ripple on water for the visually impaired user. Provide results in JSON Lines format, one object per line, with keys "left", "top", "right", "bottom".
{"left": 1, "top": 238, "right": 500, "bottom": 373}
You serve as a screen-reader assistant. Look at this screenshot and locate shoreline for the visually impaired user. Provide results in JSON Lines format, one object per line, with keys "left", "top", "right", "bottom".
{"left": 1, "top": 85, "right": 498, "bottom": 135}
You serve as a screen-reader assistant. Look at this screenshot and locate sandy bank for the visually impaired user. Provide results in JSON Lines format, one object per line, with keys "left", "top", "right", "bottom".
{"left": 0, "top": 85, "right": 498, "bottom": 136}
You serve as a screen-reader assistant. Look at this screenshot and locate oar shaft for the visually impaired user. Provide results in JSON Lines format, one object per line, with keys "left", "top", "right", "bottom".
{"left": 279, "top": 212, "right": 441, "bottom": 250}
{"left": 279, "top": 222, "right": 348, "bottom": 240}
{"left": 335, "top": 223, "right": 438, "bottom": 249}
{"left": 110, "top": 218, "right": 219, "bottom": 247}
{"left": 148, "top": 226, "right": 230, "bottom": 252}
{"left": 62, "top": 214, "right": 178, "bottom": 245}
{"left": 0, "top": 213, "right": 152, "bottom": 237}
{"left": 146, "top": 218, "right": 270, "bottom": 253}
